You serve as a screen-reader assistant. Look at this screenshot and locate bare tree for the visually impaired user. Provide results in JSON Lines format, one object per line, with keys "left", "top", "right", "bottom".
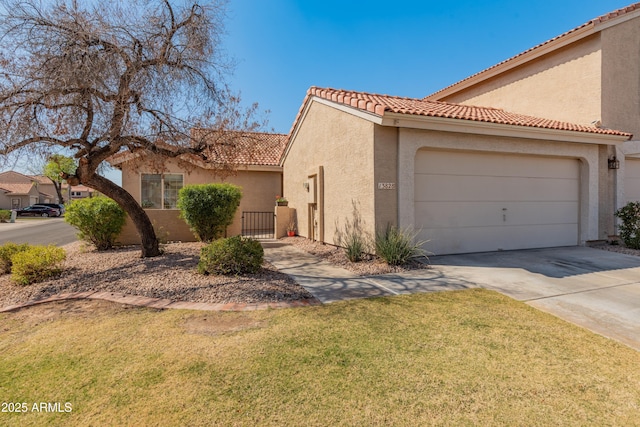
{"left": 0, "top": 0, "right": 263, "bottom": 257}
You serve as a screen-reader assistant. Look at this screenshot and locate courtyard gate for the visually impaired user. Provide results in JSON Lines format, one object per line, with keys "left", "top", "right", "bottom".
{"left": 241, "top": 211, "right": 275, "bottom": 239}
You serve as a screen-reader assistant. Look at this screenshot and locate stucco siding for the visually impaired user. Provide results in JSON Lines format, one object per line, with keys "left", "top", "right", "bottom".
{"left": 283, "top": 101, "right": 376, "bottom": 246}
{"left": 118, "top": 158, "right": 282, "bottom": 244}
{"left": 373, "top": 125, "right": 399, "bottom": 231}
{"left": 601, "top": 17, "right": 640, "bottom": 137}
{"left": 439, "top": 35, "right": 603, "bottom": 126}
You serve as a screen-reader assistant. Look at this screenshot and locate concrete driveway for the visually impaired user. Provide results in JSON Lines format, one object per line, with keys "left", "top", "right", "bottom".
{"left": 415, "top": 247, "right": 640, "bottom": 351}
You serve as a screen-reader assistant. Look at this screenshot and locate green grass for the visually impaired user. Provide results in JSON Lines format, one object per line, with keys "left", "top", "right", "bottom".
{"left": 1, "top": 289, "right": 639, "bottom": 426}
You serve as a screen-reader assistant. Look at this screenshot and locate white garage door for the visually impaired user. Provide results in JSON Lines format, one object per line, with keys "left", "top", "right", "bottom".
{"left": 624, "top": 158, "right": 640, "bottom": 203}
{"left": 414, "top": 150, "right": 580, "bottom": 255}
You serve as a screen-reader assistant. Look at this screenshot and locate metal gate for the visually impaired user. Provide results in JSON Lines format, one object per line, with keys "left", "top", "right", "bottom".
{"left": 241, "top": 211, "right": 275, "bottom": 239}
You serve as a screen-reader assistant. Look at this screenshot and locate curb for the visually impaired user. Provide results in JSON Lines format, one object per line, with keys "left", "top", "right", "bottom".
{"left": 0, "top": 291, "right": 322, "bottom": 313}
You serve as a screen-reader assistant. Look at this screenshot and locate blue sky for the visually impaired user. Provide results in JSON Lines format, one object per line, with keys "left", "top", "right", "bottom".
{"left": 2, "top": 1, "right": 635, "bottom": 185}
{"left": 224, "top": 0, "right": 635, "bottom": 134}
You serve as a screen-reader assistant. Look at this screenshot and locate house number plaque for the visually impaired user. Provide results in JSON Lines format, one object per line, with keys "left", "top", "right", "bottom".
{"left": 377, "top": 182, "right": 396, "bottom": 190}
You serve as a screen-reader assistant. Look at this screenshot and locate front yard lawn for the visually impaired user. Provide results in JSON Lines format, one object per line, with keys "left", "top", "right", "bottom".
{"left": 1, "top": 289, "right": 639, "bottom": 426}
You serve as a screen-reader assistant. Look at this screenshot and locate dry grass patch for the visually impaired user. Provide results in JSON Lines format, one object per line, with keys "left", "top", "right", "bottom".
{"left": 1, "top": 290, "right": 639, "bottom": 426}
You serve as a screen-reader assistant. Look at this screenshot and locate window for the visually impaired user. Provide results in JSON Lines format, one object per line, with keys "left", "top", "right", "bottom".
{"left": 71, "top": 191, "right": 82, "bottom": 197}
{"left": 141, "top": 174, "right": 183, "bottom": 209}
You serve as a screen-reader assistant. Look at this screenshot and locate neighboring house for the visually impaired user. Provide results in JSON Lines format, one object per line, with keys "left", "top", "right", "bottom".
{"left": 425, "top": 2, "right": 640, "bottom": 236}
{"left": 0, "top": 171, "right": 53, "bottom": 209}
{"left": 29, "top": 174, "right": 66, "bottom": 203}
{"left": 281, "top": 87, "right": 629, "bottom": 255}
{"left": 0, "top": 182, "right": 41, "bottom": 210}
{"left": 69, "top": 185, "right": 95, "bottom": 200}
{"left": 110, "top": 131, "right": 288, "bottom": 244}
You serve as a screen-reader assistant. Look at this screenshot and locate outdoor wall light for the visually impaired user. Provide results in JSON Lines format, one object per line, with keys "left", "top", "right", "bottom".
{"left": 608, "top": 156, "right": 620, "bottom": 170}
{"left": 303, "top": 181, "right": 309, "bottom": 191}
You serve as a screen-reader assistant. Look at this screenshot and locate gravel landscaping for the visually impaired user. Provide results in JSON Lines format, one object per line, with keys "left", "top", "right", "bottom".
{"left": 0, "top": 241, "right": 315, "bottom": 307}
{"left": 2, "top": 235, "right": 634, "bottom": 309}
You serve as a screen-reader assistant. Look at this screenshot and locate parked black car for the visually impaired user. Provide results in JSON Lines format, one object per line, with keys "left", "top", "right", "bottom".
{"left": 35, "top": 203, "right": 65, "bottom": 215}
{"left": 16, "top": 205, "right": 60, "bottom": 217}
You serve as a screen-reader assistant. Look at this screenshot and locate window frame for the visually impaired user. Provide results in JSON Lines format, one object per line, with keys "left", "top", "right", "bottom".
{"left": 139, "top": 173, "right": 184, "bottom": 210}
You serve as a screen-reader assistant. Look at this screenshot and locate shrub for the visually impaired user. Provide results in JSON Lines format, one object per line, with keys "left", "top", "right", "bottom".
{"left": 0, "top": 209, "right": 11, "bottom": 222}
{"left": 0, "top": 242, "right": 30, "bottom": 274}
{"left": 615, "top": 201, "right": 640, "bottom": 249}
{"left": 375, "top": 225, "right": 429, "bottom": 266}
{"left": 11, "top": 245, "right": 66, "bottom": 285}
{"left": 341, "top": 230, "right": 368, "bottom": 263}
{"left": 64, "top": 197, "right": 126, "bottom": 250}
{"left": 177, "top": 184, "right": 242, "bottom": 242}
{"left": 198, "top": 236, "right": 263, "bottom": 275}
{"left": 335, "top": 203, "right": 370, "bottom": 262}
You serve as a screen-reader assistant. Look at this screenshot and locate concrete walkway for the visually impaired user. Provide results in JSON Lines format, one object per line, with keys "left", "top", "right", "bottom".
{"left": 262, "top": 241, "right": 394, "bottom": 303}
{"left": 262, "top": 240, "right": 477, "bottom": 303}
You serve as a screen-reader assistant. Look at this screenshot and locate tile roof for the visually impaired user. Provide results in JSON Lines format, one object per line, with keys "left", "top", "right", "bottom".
{"left": 109, "top": 131, "right": 288, "bottom": 167}
{"left": 29, "top": 175, "right": 51, "bottom": 185}
{"left": 0, "top": 182, "right": 36, "bottom": 195}
{"left": 301, "top": 87, "right": 631, "bottom": 137}
{"left": 426, "top": 2, "right": 640, "bottom": 100}
{"left": 70, "top": 185, "right": 93, "bottom": 192}
{"left": 194, "top": 130, "right": 288, "bottom": 166}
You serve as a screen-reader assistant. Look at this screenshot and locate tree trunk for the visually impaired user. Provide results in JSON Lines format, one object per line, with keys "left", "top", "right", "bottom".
{"left": 78, "top": 170, "right": 161, "bottom": 258}
{"left": 46, "top": 177, "right": 65, "bottom": 203}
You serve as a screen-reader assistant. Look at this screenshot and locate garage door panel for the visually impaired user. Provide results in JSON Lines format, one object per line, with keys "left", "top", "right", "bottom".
{"left": 416, "top": 201, "right": 578, "bottom": 228}
{"left": 419, "top": 224, "right": 579, "bottom": 255}
{"left": 415, "top": 174, "right": 578, "bottom": 202}
{"left": 415, "top": 150, "right": 579, "bottom": 179}
{"left": 414, "top": 150, "right": 579, "bottom": 255}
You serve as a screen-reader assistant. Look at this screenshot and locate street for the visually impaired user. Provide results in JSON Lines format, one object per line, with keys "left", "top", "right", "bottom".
{"left": 0, "top": 218, "right": 77, "bottom": 246}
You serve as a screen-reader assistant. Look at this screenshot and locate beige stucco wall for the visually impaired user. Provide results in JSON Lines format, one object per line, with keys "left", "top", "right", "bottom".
{"left": 438, "top": 35, "right": 603, "bottom": 127}
{"left": 118, "top": 158, "right": 282, "bottom": 244}
{"left": 397, "top": 128, "right": 606, "bottom": 244}
{"left": 601, "top": 17, "right": 640, "bottom": 137}
{"left": 283, "top": 101, "right": 376, "bottom": 246}
{"left": 0, "top": 192, "right": 38, "bottom": 210}
{"left": 373, "top": 125, "right": 399, "bottom": 231}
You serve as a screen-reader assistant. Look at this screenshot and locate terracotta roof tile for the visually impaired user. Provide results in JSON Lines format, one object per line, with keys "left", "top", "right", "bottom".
{"left": 302, "top": 87, "right": 630, "bottom": 137}
{"left": 109, "top": 131, "right": 287, "bottom": 167}
{"left": 0, "top": 182, "right": 36, "bottom": 195}
{"left": 427, "top": 2, "right": 640, "bottom": 99}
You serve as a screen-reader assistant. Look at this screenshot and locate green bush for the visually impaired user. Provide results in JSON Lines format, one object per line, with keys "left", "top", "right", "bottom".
{"left": 64, "top": 197, "right": 126, "bottom": 250}
{"left": 0, "top": 209, "right": 11, "bottom": 222}
{"left": 615, "top": 201, "right": 640, "bottom": 249}
{"left": 11, "top": 245, "right": 66, "bottom": 285}
{"left": 198, "top": 236, "right": 263, "bottom": 275}
{"left": 178, "top": 184, "right": 242, "bottom": 242}
{"left": 375, "top": 225, "right": 429, "bottom": 266}
{"left": 0, "top": 242, "right": 30, "bottom": 274}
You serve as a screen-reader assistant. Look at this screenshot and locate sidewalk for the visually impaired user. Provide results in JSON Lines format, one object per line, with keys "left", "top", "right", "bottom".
{"left": 261, "top": 240, "right": 396, "bottom": 303}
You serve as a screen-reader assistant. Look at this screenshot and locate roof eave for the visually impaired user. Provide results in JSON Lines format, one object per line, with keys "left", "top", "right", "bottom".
{"left": 381, "top": 112, "right": 631, "bottom": 145}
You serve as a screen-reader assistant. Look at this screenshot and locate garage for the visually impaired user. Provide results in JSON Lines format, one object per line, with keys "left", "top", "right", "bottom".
{"left": 624, "top": 157, "right": 640, "bottom": 204}
{"left": 414, "top": 149, "right": 580, "bottom": 255}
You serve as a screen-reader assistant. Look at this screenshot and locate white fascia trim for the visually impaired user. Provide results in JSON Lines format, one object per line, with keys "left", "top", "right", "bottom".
{"left": 428, "top": 24, "right": 597, "bottom": 100}
{"left": 381, "top": 112, "right": 629, "bottom": 145}
{"left": 311, "top": 97, "right": 384, "bottom": 125}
